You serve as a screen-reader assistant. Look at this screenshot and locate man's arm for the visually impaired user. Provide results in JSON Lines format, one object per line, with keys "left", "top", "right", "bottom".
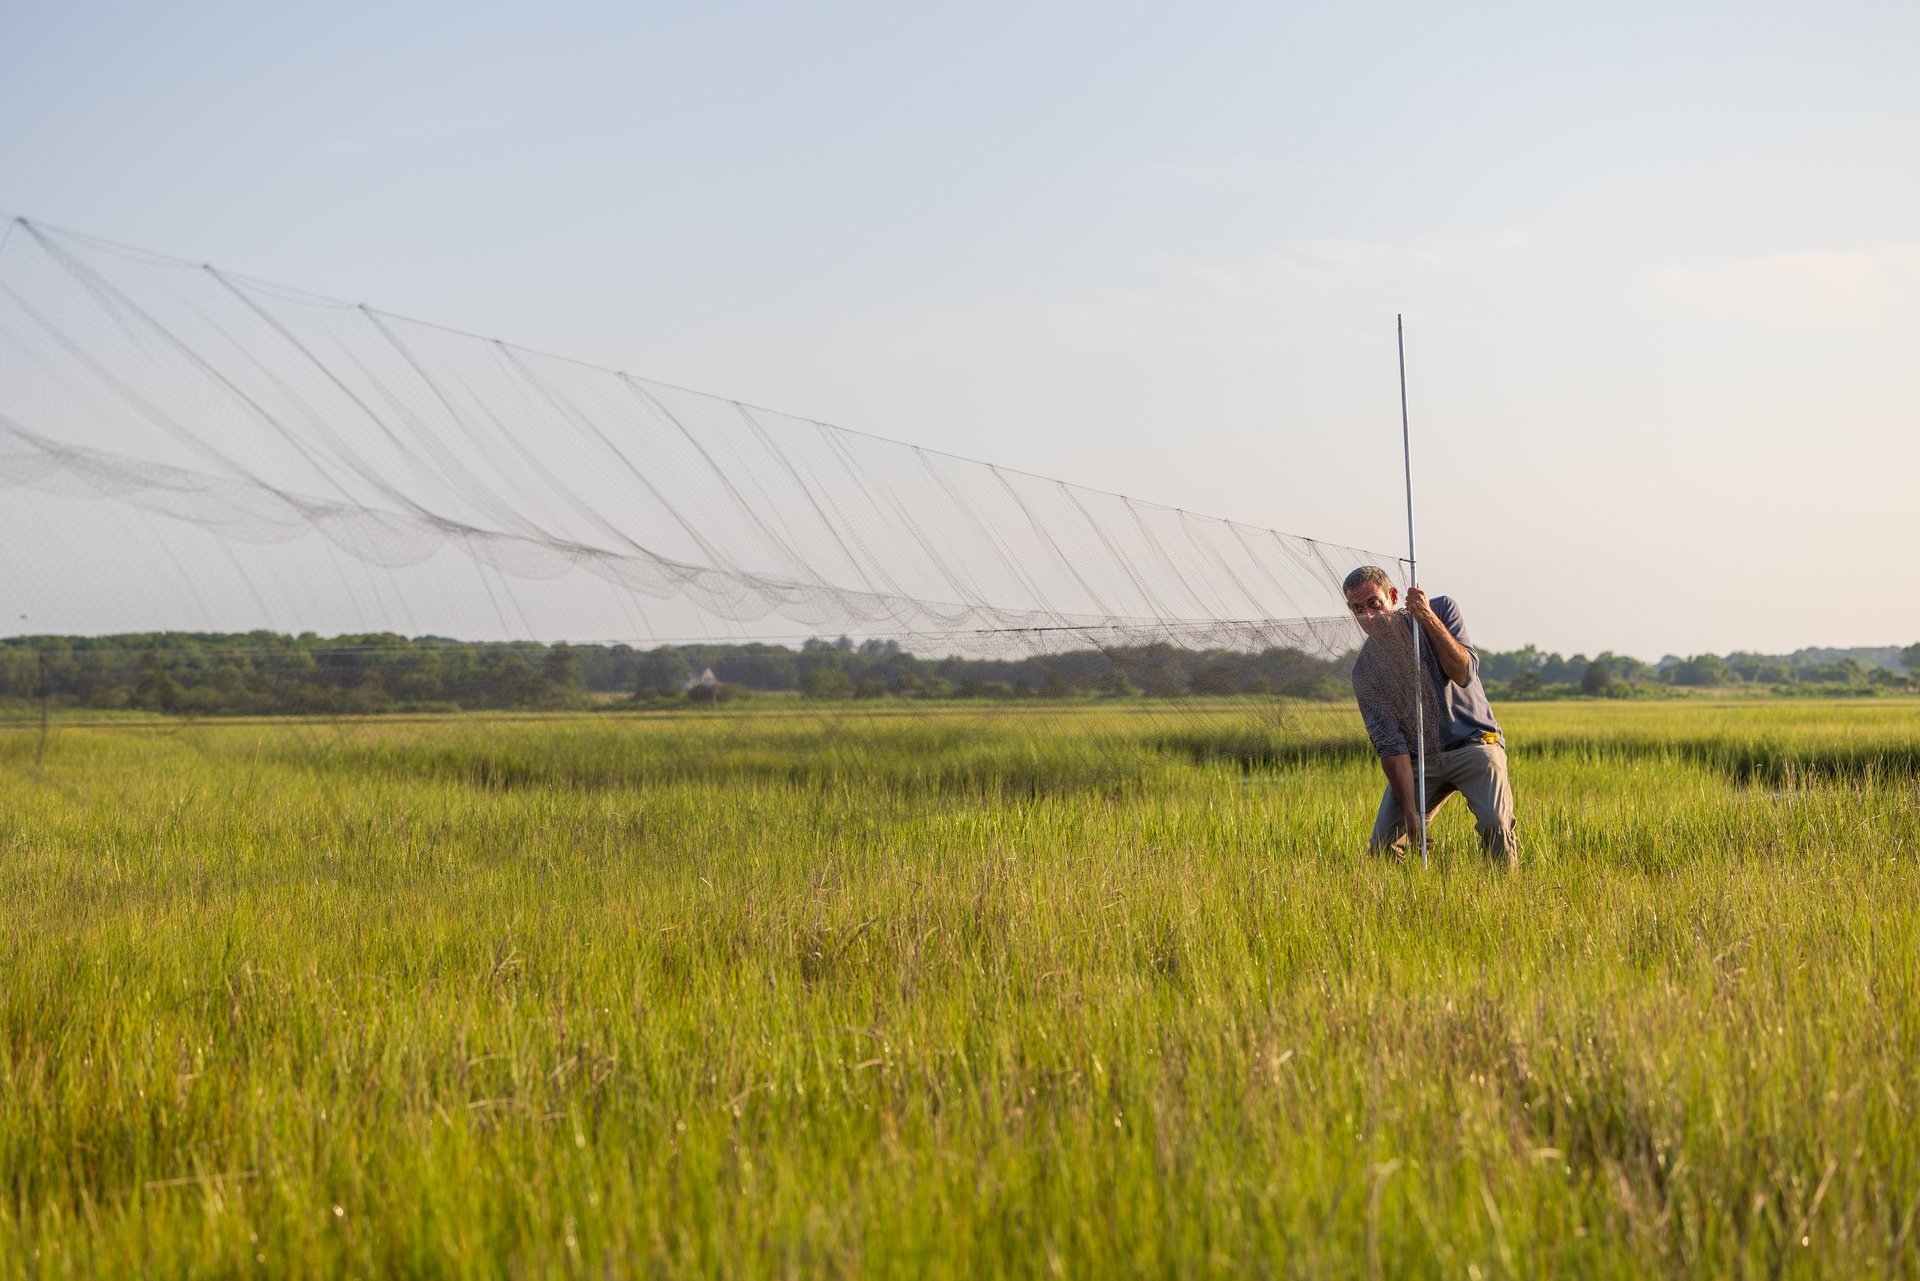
{"left": 1406, "top": 587, "right": 1472, "bottom": 686}
{"left": 1380, "top": 752, "right": 1425, "bottom": 845}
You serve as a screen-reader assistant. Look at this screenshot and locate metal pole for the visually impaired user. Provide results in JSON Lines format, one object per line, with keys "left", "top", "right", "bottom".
{"left": 1397, "top": 315, "right": 1427, "bottom": 866}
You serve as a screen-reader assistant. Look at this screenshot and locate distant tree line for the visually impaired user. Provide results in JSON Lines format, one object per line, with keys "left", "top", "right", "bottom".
{"left": 0, "top": 633, "right": 591, "bottom": 715}
{"left": 0, "top": 631, "right": 1351, "bottom": 715}
{"left": 1478, "top": 643, "right": 1920, "bottom": 699}
{"left": 634, "top": 636, "right": 1351, "bottom": 704}
{"left": 4, "top": 632, "right": 1912, "bottom": 716}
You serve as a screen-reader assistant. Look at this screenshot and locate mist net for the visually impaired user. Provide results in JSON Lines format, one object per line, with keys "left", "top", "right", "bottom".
{"left": 0, "top": 215, "right": 1442, "bottom": 761}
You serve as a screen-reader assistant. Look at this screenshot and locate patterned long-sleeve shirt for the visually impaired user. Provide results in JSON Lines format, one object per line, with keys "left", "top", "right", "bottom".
{"left": 1350, "top": 595, "right": 1503, "bottom": 759}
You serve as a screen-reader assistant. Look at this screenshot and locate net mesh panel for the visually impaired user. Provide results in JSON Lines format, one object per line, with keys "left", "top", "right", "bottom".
{"left": 0, "top": 216, "right": 1444, "bottom": 773}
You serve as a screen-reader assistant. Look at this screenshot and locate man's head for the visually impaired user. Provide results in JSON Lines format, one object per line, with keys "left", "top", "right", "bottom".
{"left": 1342, "top": 565, "right": 1401, "bottom": 639}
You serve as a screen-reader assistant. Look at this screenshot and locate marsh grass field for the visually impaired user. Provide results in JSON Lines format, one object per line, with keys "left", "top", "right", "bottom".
{"left": 2, "top": 697, "right": 1917, "bottom": 1278}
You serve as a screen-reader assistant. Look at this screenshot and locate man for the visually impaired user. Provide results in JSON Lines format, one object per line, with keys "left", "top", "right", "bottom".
{"left": 1342, "top": 565, "right": 1517, "bottom": 866}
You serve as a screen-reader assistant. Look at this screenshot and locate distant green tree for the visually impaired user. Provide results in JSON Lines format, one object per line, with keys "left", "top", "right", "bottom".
{"left": 1039, "top": 669, "right": 1077, "bottom": 698}
{"left": 634, "top": 647, "right": 691, "bottom": 694}
{"left": 1580, "top": 659, "right": 1616, "bottom": 696}
{"left": 1903, "top": 643, "right": 1920, "bottom": 675}
{"left": 542, "top": 642, "right": 582, "bottom": 695}
{"left": 1189, "top": 663, "right": 1242, "bottom": 696}
{"left": 1796, "top": 656, "right": 1868, "bottom": 685}
{"left": 1592, "top": 651, "right": 1654, "bottom": 684}
{"left": 800, "top": 666, "right": 853, "bottom": 699}
{"left": 1542, "top": 653, "right": 1586, "bottom": 685}
{"left": 1666, "top": 654, "right": 1735, "bottom": 687}
{"left": 1727, "top": 652, "right": 1793, "bottom": 684}
{"left": 1139, "top": 647, "right": 1188, "bottom": 697}
{"left": 1478, "top": 645, "right": 1539, "bottom": 683}
{"left": 133, "top": 657, "right": 180, "bottom": 712}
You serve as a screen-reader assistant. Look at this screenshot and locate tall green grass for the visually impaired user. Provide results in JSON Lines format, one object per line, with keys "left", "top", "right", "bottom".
{"left": 2, "top": 699, "right": 1916, "bottom": 1277}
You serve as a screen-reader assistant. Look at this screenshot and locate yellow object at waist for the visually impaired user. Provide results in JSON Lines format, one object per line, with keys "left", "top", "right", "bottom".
{"left": 1443, "top": 731, "right": 1503, "bottom": 751}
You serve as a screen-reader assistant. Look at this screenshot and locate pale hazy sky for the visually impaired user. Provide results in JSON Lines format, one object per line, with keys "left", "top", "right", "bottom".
{"left": 4, "top": 0, "right": 1916, "bottom": 659}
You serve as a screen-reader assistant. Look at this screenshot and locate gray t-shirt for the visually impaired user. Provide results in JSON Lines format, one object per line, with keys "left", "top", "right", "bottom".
{"left": 1350, "top": 595, "right": 1503, "bottom": 759}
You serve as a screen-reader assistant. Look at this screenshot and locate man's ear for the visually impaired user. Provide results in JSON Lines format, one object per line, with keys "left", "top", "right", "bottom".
{"left": 1387, "top": 587, "right": 1399, "bottom": 605}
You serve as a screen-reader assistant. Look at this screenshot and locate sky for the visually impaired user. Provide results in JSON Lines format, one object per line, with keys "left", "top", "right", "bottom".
{"left": 3, "top": 0, "right": 1916, "bottom": 659}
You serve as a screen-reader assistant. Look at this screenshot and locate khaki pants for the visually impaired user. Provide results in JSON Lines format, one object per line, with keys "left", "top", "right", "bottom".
{"left": 1369, "top": 742, "right": 1518, "bottom": 865}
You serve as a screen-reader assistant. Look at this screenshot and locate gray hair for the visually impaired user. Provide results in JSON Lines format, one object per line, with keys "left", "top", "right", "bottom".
{"left": 1341, "top": 565, "right": 1395, "bottom": 595}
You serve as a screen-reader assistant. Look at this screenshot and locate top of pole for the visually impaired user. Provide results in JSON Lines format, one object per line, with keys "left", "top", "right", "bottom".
{"left": 1397, "top": 315, "right": 1416, "bottom": 581}
{"left": 1397, "top": 314, "right": 1427, "bottom": 867}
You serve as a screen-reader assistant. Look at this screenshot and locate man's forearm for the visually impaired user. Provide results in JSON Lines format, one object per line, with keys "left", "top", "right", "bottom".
{"left": 1415, "top": 615, "right": 1473, "bottom": 685}
{"left": 1381, "top": 753, "right": 1420, "bottom": 820}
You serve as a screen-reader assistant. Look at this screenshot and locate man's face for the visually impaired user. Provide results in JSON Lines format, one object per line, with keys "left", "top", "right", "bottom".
{"left": 1345, "top": 579, "right": 1400, "bottom": 639}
